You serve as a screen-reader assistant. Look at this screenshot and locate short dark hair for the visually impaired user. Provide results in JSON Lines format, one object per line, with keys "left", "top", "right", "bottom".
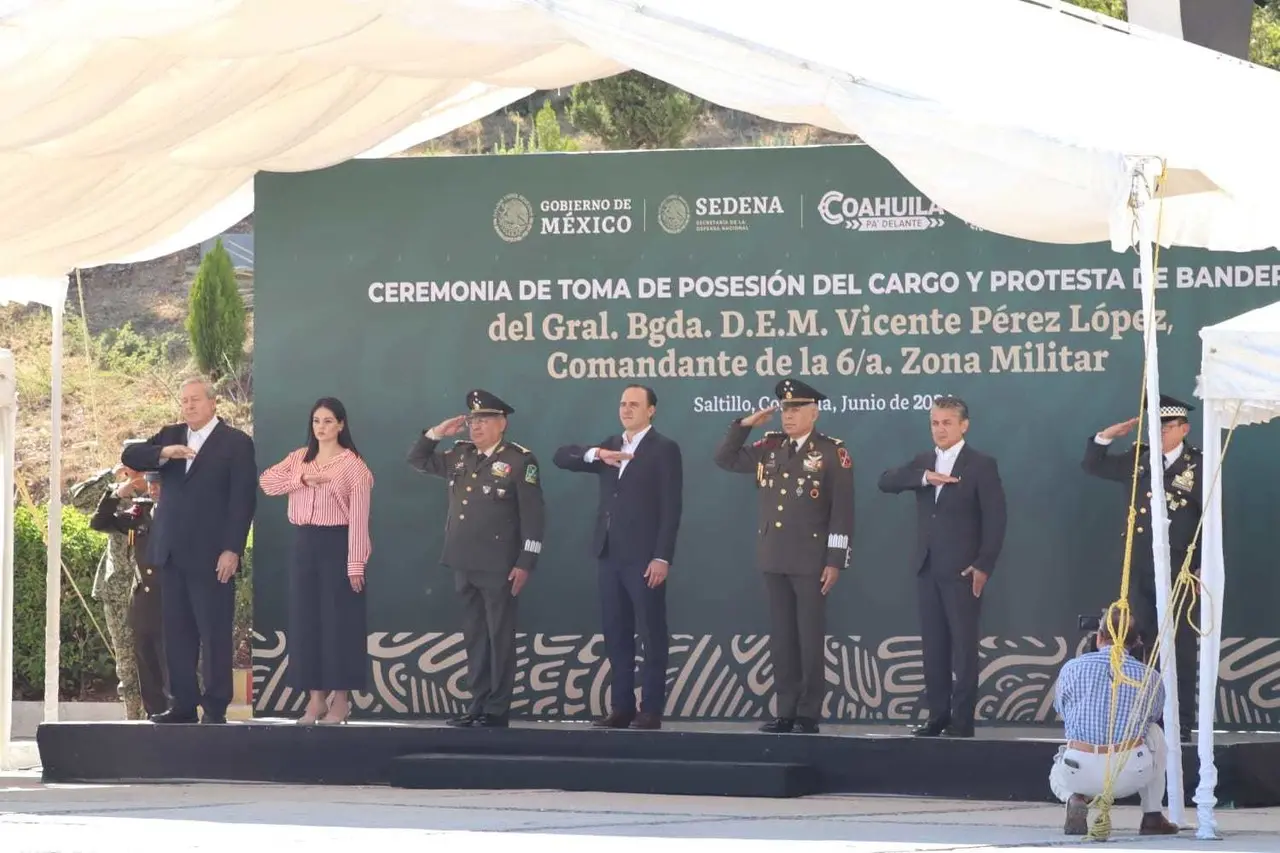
{"left": 931, "top": 395, "right": 969, "bottom": 421}
{"left": 1100, "top": 604, "right": 1140, "bottom": 651}
{"left": 625, "top": 384, "right": 657, "bottom": 408}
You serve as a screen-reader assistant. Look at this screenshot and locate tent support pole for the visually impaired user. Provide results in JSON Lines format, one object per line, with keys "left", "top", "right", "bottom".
{"left": 1133, "top": 157, "right": 1184, "bottom": 826}
{"left": 42, "top": 301, "right": 63, "bottom": 723}
{"left": 0, "top": 352, "right": 15, "bottom": 768}
{"left": 1193, "top": 374, "right": 1225, "bottom": 839}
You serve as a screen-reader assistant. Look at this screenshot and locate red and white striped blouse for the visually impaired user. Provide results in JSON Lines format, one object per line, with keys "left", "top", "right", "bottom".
{"left": 260, "top": 448, "right": 374, "bottom": 577}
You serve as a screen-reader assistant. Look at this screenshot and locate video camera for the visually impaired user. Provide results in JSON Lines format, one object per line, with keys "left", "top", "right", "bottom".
{"left": 1078, "top": 614, "right": 1101, "bottom": 652}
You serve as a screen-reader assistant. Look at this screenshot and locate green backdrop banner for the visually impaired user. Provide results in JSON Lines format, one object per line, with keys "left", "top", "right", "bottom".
{"left": 253, "top": 144, "right": 1280, "bottom": 727}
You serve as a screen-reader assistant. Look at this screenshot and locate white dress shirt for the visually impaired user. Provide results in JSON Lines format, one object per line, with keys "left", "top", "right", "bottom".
{"left": 186, "top": 417, "right": 219, "bottom": 471}
{"left": 583, "top": 424, "right": 666, "bottom": 564}
{"left": 1093, "top": 433, "right": 1182, "bottom": 469}
{"left": 923, "top": 439, "right": 965, "bottom": 500}
{"left": 583, "top": 424, "right": 652, "bottom": 477}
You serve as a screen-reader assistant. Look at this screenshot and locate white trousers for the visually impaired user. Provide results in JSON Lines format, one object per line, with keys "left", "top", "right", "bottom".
{"left": 1048, "top": 723, "right": 1167, "bottom": 813}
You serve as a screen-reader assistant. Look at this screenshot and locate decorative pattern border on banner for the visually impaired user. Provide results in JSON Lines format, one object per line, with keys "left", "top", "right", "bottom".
{"left": 251, "top": 631, "right": 1280, "bottom": 727}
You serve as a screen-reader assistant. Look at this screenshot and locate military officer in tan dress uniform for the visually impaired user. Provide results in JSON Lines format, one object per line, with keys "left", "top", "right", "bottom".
{"left": 408, "top": 389, "right": 546, "bottom": 728}
{"left": 714, "top": 378, "right": 854, "bottom": 734}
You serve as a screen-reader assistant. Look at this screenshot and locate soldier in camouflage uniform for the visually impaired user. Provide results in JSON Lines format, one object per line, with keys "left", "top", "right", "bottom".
{"left": 408, "top": 389, "right": 546, "bottom": 728}
{"left": 69, "top": 446, "right": 148, "bottom": 720}
{"left": 93, "top": 471, "right": 167, "bottom": 717}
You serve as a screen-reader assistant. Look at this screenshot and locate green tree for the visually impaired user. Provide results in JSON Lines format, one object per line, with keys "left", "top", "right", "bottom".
{"left": 494, "top": 99, "right": 579, "bottom": 154}
{"left": 568, "top": 71, "right": 701, "bottom": 150}
{"left": 1064, "top": 0, "right": 1280, "bottom": 70}
{"left": 1066, "top": 0, "right": 1125, "bottom": 16}
{"left": 185, "top": 238, "right": 246, "bottom": 378}
{"left": 1253, "top": 2, "right": 1280, "bottom": 69}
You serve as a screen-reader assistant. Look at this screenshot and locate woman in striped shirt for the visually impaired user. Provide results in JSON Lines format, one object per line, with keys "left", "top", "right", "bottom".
{"left": 260, "top": 397, "right": 373, "bottom": 725}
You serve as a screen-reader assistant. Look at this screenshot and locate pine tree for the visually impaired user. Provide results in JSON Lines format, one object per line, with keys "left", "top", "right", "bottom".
{"left": 569, "top": 72, "right": 701, "bottom": 150}
{"left": 185, "top": 238, "right": 246, "bottom": 379}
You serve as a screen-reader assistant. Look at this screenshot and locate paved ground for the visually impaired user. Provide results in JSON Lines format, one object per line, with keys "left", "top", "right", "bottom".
{"left": 4, "top": 775, "right": 1280, "bottom": 853}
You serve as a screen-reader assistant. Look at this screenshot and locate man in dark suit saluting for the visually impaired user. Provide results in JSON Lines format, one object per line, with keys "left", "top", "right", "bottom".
{"left": 122, "top": 376, "right": 257, "bottom": 724}
{"left": 878, "top": 396, "right": 1006, "bottom": 738}
{"left": 554, "top": 384, "right": 683, "bottom": 730}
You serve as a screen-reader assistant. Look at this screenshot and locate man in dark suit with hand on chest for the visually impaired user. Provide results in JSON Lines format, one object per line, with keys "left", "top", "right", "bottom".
{"left": 554, "top": 384, "right": 684, "bottom": 730}
{"left": 878, "top": 395, "right": 1006, "bottom": 738}
{"left": 122, "top": 376, "right": 256, "bottom": 724}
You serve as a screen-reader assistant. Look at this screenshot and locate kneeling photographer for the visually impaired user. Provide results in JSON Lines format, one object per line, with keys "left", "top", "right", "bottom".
{"left": 1049, "top": 604, "right": 1179, "bottom": 837}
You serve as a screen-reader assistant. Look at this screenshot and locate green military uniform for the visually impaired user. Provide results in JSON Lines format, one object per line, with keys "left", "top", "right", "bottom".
{"left": 714, "top": 378, "right": 855, "bottom": 733}
{"left": 1081, "top": 392, "right": 1201, "bottom": 741}
{"left": 91, "top": 481, "right": 168, "bottom": 718}
{"left": 408, "top": 389, "right": 546, "bottom": 727}
{"left": 70, "top": 467, "right": 144, "bottom": 720}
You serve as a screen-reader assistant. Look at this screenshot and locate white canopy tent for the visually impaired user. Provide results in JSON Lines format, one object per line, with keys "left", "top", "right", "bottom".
{"left": 1193, "top": 300, "right": 1280, "bottom": 822}
{"left": 2, "top": 0, "right": 1279, "bottom": 831}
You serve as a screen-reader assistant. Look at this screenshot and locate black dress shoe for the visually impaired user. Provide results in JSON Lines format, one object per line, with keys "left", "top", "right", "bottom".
{"left": 759, "top": 717, "right": 795, "bottom": 733}
{"left": 630, "top": 712, "right": 662, "bottom": 730}
{"left": 913, "top": 719, "right": 948, "bottom": 737}
{"left": 942, "top": 724, "right": 974, "bottom": 738}
{"left": 446, "top": 713, "right": 476, "bottom": 728}
{"left": 472, "top": 713, "right": 509, "bottom": 728}
{"left": 1180, "top": 726, "right": 1193, "bottom": 744}
{"left": 593, "top": 710, "right": 635, "bottom": 729}
{"left": 150, "top": 708, "right": 199, "bottom": 724}
{"left": 201, "top": 708, "right": 228, "bottom": 724}
{"left": 792, "top": 717, "right": 820, "bottom": 734}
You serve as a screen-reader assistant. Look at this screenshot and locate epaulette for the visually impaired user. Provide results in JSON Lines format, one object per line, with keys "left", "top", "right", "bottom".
{"left": 820, "top": 434, "right": 845, "bottom": 447}
{"left": 454, "top": 439, "right": 475, "bottom": 447}
{"left": 762, "top": 431, "right": 784, "bottom": 440}
{"left": 505, "top": 441, "right": 533, "bottom": 455}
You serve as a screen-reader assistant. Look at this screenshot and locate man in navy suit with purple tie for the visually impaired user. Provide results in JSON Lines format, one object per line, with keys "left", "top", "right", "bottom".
{"left": 554, "top": 384, "right": 684, "bottom": 730}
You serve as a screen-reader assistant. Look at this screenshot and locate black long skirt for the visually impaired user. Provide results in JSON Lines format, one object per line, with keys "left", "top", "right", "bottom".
{"left": 287, "top": 524, "right": 368, "bottom": 691}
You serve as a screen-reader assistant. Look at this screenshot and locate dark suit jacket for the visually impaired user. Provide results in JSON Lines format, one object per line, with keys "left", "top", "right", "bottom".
{"left": 877, "top": 444, "right": 1007, "bottom": 577}
{"left": 122, "top": 420, "right": 257, "bottom": 573}
{"left": 1080, "top": 436, "right": 1203, "bottom": 582}
{"left": 553, "top": 427, "right": 683, "bottom": 567}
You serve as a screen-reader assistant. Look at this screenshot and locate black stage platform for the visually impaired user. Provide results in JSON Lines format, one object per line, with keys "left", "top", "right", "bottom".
{"left": 35, "top": 720, "right": 1280, "bottom": 805}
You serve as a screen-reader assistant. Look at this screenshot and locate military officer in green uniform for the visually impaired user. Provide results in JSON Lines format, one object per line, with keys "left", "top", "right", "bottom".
{"left": 69, "top": 445, "right": 149, "bottom": 720}
{"left": 408, "top": 389, "right": 546, "bottom": 728}
{"left": 714, "top": 378, "right": 855, "bottom": 734}
{"left": 1082, "top": 392, "right": 1202, "bottom": 743}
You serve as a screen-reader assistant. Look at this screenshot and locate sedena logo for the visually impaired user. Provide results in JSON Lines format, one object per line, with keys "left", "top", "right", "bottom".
{"left": 817, "top": 190, "right": 945, "bottom": 233}
{"left": 657, "top": 194, "right": 691, "bottom": 234}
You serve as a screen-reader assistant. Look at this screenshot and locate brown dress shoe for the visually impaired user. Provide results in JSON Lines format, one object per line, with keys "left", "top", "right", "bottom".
{"left": 1139, "top": 813, "right": 1180, "bottom": 835}
{"left": 1064, "top": 795, "right": 1089, "bottom": 835}
{"left": 593, "top": 709, "right": 635, "bottom": 728}
{"left": 630, "top": 712, "right": 662, "bottom": 730}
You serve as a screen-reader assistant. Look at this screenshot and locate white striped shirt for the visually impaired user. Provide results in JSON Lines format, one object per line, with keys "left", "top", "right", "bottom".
{"left": 260, "top": 448, "right": 374, "bottom": 577}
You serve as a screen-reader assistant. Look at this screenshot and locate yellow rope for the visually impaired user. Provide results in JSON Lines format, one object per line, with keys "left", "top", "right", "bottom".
{"left": 1085, "top": 161, "right": 1241, "bottom": 839}
{"left": 1087, "top": 163, "right": 1167, "bottom": 839}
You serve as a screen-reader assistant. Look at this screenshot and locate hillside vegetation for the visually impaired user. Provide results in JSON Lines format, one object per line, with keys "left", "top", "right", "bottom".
{"left": 7, "top": 0, "right": 1280, "bottom": 500}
